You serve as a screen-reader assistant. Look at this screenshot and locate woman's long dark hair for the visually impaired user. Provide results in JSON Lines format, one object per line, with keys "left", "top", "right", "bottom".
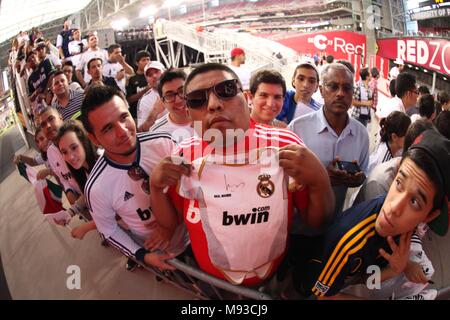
{"left": 56, "top": 120, "right": 98, "bottom": 192}
{"left": 379, "top": 111, "right": 411, "bottom": 143}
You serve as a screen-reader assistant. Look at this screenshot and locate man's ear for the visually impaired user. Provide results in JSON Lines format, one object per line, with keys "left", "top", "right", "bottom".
{"left": 87, "top": 132, "right": 100, "bottom": 147}
{"left": 424, "top": 209, "right": 440, "bottom": 223}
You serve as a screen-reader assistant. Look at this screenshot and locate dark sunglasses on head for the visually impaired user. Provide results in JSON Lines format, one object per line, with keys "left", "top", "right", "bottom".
{"left": 185, "top": 79, "right": 241, "bottom": 109}
{"left": 127, "top": 163, "right": 150, "bottom": 194}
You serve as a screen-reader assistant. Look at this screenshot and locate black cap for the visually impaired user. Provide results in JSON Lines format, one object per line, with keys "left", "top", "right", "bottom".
{"left": 409, "top": 129, "right": 450, "bottom": 236}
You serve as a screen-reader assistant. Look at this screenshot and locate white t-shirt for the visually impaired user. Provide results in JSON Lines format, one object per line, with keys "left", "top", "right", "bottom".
{"left": 229, "top": 65, "right": 251, "bottom": 91}
{"left": 293, "top": 98, "right": 323, "bottom": 120}
{"left": 376, "top": 96, "right": 405, "bottom": 119}
{"left": 389, "top": 66, "right": 400, "bottom": 80}
{"left": 149, "top": 113, "right": 195, "bottom": 143}
{"left": 46, "top": 143, "right": 81, "bottom": 195}
{"left": 84, "top": 133, "right": 188, "bottom": 258}
{"left": 103, "top": 61, "right": 126, "bottom": 93}
{"left": 76, "top": 48, "right": 108, "bottom": 83}
{"left": 68, "top": 39, "right": 88, "bottom": 65}
{"left": 136, "top": 89, "right": 166, "bottom": 128}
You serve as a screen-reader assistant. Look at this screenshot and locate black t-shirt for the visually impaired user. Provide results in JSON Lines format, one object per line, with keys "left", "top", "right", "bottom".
{"left": 126, "top": 73, "right": 147, "bottom": 119}
{"left": 28, "top": 59, "right": 56, "bottom": 96}
{"left": 304, "top": 195, "right": 393, "bottom": 298}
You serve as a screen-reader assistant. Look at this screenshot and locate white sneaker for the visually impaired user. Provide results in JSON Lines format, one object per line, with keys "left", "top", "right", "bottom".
{"left": 401, "top": 289, "right": 438, "bottom": 300}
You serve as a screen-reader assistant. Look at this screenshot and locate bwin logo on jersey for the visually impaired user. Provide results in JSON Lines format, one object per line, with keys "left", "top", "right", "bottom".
{"left": 256, "top": 174, "right": 274, "bottom": 198}
{"left": 222, "top": 206, "right": 270, "bottom": 226}
{"left": 124, "top": 191, "right": 134, "bottom": 201}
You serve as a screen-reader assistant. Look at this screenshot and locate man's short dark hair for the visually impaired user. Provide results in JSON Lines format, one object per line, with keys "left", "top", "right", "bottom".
{"left": 81, "top": 85, "right": 125, "bottom": 133}
{"left": 87, "top": 57, "right": 103, "bottom": 70}
{"left": 335, "top": 59, "right": 355, "bottom": 74}
{"left": 184, "top": 63, "right": 241, "bottom": 93}
{"left": 326, "top": 55, "right": 334, "bottom": 64}
{"left": 52, "top": 70, "right": 65, "bottom": 79}
{"left": 157, "top": 68, "right": 187, "bottom": 97}
{"left": 403, "top": 119, "right": 434, "bottom": 153}
{"left": 434, "top": 110, "right": 450, "bottom": 140}
{"left": 395, "top": 73, "right": 416, "bottom": 98}
{"left": 437, "top": 91, "right": 450, "bottom": 105}
{"left": 108, "top": 43, "right": 121, "bottom": 55}
{"left": 389, "top": 79, "right": 396, "bottom": 97}
{"left": 63, "top": 60, "right": 74, "bottom": 67}
{"left": 360, "top": 67, "right": 370, "bottom": 81}
{"left": 249, "top": 69, "right": 286, "bottom": 96}
{"left": 135, "top": 50, "right": 151, "bottom": 62}
{"left": 418, "top": 94, "right": 435, "bottom": 119}
{"left": 370, "top": 67, "right": 379, "bottom": 79}
{"left": 418, "top": 85, "right": 430, "bottom": 95}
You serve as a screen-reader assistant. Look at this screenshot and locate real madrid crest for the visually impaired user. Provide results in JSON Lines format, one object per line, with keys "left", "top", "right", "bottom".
{"left": 257, "top": 174, "right": 275, "bottom": 198}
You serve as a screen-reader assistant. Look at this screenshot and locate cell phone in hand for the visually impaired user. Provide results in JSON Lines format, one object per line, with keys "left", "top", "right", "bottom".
{"left": 336, "top": 161, "right": 361, "bottom": 175}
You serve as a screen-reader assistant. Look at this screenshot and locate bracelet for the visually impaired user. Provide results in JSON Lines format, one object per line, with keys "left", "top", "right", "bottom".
{"left": 135, "top": 247, "right": 150, "bottom": 262}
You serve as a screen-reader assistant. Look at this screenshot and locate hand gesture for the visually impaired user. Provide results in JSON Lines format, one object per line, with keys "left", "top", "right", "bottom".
{"left": 45, "top": 210, "right": 72, "bottom": 226}
{"left": 379, "top": 231, "right": 412, "bottom": 275}
{"left": 278, "top": 144, "right": 327, "bottom": 188}
{"left": 13, "top": 154, "right": 21, "bottom": 164}
{"left": 404, "top": 261, "right": 428, "bottom": 284}
{"left": 144, "top": 251, "right": 176, "bottom": 271}
{"left": 150, "top": 156, "right": 191, "bottom": 191}
{"left": 37, "top": 168, "right": 50, "bottom": 180}
{"left": 71, "top": 225, "right": 89, "bottom": 240}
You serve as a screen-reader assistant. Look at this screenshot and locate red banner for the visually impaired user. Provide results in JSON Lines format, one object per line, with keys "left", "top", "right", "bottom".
{"left": 271, "top": 31, "right": 366, "bottom": 80}
{"left": 376, "top": 37, "right": 450, "bottom": 76}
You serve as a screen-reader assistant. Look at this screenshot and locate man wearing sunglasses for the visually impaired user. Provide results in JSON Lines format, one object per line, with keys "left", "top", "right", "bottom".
{"left": 149, "top": 69, "right": 195, "bottom": 143}
{"left": 150, "top": 63, "right": 334, "bottom": 286}
{"left": 81, "top": 85, "right": 188, "bottom": 271}
{"left": 289, "top": 63, "right": 369, "bottom": 225}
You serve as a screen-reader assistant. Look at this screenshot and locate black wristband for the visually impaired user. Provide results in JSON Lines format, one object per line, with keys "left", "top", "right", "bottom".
{"left": 135, "top": 247, "right": 150, "bottom": 262}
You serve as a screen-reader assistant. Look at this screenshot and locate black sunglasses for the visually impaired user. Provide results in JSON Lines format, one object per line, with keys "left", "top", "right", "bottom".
{"left": 185, "top": 79, "right": 241, "bottom": 109}
{"left": 127, "top": 163, "right": 149, "bottom": 194}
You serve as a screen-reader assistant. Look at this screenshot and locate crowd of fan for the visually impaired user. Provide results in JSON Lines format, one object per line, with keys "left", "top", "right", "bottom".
{"left": 7, "top": 20, "right": 450, "bottom": 300}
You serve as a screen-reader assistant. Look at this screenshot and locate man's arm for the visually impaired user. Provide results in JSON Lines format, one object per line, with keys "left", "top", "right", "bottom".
{"left": 137, "top": 98, "right": 165, "bottom": 132}
{"left": 127, "top": 84, "right": 150, "bottom": 105}
{"left": 116, "top": 54, "right": 134, "bottom": 76}
{"left": 87, "top": 186, "right": 175, "bottom": 270}
{"left": 279, "top": 144, "right": 335, "bottom": 228}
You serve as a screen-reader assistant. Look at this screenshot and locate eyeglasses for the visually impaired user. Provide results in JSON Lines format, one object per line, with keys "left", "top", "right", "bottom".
{"left": 185, "top": 79, "right": 241, "bottom": 109}
{"left": 127, "top": 163, "right": 149, "bottom": 194}
{"left": 323, "top": 82, "right": 354, "bottom": 94}
{"left": 162, "top": 87, "right": 184, "bottom": 103}
{"left": 409, "top": 88, "right": 419, "bottom": 95}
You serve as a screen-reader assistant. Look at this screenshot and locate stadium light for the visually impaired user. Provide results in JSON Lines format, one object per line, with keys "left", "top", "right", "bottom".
{"left": 140, "top": 5, "right": 157, "bottom": 18}
{"left": 111, "top": 18, "right": 129, "bottom": 30}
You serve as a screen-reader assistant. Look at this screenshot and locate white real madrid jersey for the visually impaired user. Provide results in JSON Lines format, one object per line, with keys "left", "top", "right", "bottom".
{"left": 84, "top": 132, "right": 186, "bottom": 257}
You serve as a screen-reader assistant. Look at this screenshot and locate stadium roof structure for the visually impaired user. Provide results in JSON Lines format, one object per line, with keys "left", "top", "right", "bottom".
{"left": 0, "top": 0, "right": 91, "bottom": 43}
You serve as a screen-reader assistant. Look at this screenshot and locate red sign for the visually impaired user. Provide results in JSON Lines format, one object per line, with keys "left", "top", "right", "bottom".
{"left": 269, "top": 31, "right": 366, "bottom": 80}
{"left": 376, "top": 37, "right": 450, "bottom": 76}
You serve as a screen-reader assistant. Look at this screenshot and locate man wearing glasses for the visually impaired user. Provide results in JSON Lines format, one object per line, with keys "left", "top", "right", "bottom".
{"left": 393, "top": 73, "right": 419, "bottom": 115}
{"left": 150, "top": 63, "right": 334, "bottom": 286}
{"left": 289, "top": 63, "right": 369, "bottom": 224}
{"left": 149, "top": 69, "right": 195, "bottom": 143}
{"left": 81, "top": 85, "right": 188, "bottom": 271}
